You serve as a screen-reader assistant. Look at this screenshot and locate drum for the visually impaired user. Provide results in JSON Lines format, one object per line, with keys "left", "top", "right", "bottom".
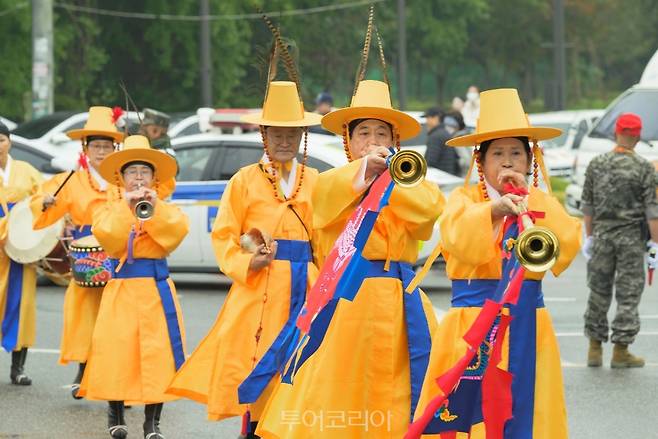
{"left": 69, "top": 235, "right": 112, "bottom": 287}
{"left": 3, "top": 199, "right": 71, "bottom": 286}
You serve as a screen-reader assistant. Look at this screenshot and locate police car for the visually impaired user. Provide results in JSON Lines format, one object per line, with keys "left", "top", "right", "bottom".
{"left": 166, "top": 132, "right": 461, "bottom": 272}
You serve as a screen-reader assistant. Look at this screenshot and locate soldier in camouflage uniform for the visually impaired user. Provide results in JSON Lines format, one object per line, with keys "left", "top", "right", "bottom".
{"left": 138, "top": 108, "right": 176, "bottom": 157}
{"left": 582, "top": 113, "right": 658, "bottom": 368}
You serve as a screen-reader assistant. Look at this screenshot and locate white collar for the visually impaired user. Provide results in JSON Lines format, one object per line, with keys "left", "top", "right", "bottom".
{"left": 0, "top": 156, "right": 13, "bottom": 186}
{"left": 484, "top": 178, "right": 501, "bottom": 201}
{"left": 88, "top": 165, "right": 108, "bottom": 191}
{"left": 261, "top": 154, "right": 298, "bottom": 199}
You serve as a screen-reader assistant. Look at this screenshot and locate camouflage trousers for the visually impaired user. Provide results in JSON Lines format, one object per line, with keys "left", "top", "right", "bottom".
{"left": 584, "top": 236, "right": 645, "bottom": 344}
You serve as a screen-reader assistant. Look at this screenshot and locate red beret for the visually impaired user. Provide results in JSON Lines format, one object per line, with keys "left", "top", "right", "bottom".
{"left": 615, "top": 113, "right": 642, "bottom": 137}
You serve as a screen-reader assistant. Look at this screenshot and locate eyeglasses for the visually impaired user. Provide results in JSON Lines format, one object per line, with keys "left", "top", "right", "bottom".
{"left": 87, "top": 142, "right": 115, "bottom": 152}
{"left": 122, "top": 168, "right": 154, "bottom": 178}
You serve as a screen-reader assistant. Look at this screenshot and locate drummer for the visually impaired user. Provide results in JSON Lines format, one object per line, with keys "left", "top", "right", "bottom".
{"left": 0, "top": 120, "right": 44, "bottom": 385}
{"left": 31, "top": 106, "right": 125, "bottom": 398}
{"left": 78, "top": 135, "right": 189, "bottom": 439}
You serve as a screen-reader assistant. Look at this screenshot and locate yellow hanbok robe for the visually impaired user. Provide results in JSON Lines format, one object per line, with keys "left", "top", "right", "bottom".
{"left": 31, "top": 169, "right": 113, "bottom": 364}
{"left": 167, "top": 162, "right": 319, "bottom": 421}
{"left": 257, "top": 158, "right": 445, "bottom": 439}
{"left": 414, "top": 184, "right": 581, "bottom": 439}
{"left": 0, "top": 158, "right": 43, "bottom": 352}
{"left": 78, "top": 198, "right": 189, "bottom": 403}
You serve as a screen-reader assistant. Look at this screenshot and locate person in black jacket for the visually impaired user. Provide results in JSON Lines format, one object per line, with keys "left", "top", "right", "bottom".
{"left": 423, "top": 107, "right": 461, "bottom": 176}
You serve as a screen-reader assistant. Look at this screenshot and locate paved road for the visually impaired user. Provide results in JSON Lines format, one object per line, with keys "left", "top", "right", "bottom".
{"left": 1, "top": 256, "right": 657, "bottom": 438}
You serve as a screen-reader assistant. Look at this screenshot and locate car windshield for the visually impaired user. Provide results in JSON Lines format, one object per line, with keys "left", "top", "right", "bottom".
{"left": 533, "top": 122, "right": 571, "bottom": 148}
{"left": 12, "top": 112, "right": 77, "bottom": 139}
{"left": 590, "top": 89, "right": 658, "bottom": 141}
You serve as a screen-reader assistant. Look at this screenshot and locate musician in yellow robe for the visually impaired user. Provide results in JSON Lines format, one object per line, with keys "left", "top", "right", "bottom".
{"left": 167, "top": 81, "right": 322, "bottom": 436}
{"left": 0, "top": 121, "right": 43, "bottom": 385}
{"left": 255, "top": 79, "right": 445, "bottom": 439}
{"left": 412, "top": 89, "right": 581, "bottom": 438}
{"left": 78, "top": 135, "right": 188, "bottom": 439}
{"left": 31, "top": 106, "right": 125, "bottom": 398}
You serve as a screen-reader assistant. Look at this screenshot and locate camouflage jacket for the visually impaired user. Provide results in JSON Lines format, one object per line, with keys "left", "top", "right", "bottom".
{"left": 581, "top": 149, "right": 658, "bottom": 239}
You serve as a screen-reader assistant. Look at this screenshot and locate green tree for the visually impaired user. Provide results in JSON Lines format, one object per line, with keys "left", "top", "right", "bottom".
{"left": 0, "top": 1, "right": 31, "bottom": 121}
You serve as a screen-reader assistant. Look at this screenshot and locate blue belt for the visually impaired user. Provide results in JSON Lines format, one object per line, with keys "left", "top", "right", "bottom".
{"left": 238, "top": 239, "right": 312, "bottom": 404}
{"left": 278, "top": 259, "right": 432, "bottom": 422}
{"left": 451, "top": 279, "right": 544, "bottom": 308}
{"left": 1, "top": 202, "right": 23, "bottom": 352}
{"left": 71, "top": 224, "right": 93, "bottom": 240}
{"left": 110, "top": 258, "right": 185, "bottom": 370}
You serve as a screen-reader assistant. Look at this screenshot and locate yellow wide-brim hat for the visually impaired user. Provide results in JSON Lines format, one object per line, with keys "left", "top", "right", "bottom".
{"left": 99, "top": 135, "right": 177, "bottom": 185}
{"left": 67, "top": 106, "right": 125, "bottom": 143}
{"left": 241, "top": 81, "right": 322, "bottom": 127}
{"left": 321, "top": 80, "right": 420, "bottom": 141}
{"left": 447, "top": 88, "right": 562, "bottom": 147}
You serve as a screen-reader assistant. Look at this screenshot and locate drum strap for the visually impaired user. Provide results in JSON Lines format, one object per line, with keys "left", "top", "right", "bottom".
{"left": 110, "top": 258, "right": 185, "bottom": 370}
{"left": 1, "top": 261, "right": 24, "bottom": 352}
{"left": 71, "top": 225, "right": 92, "bottom": 240}
{"left": 1, "top": 202, "right": 23, "bottom": 353}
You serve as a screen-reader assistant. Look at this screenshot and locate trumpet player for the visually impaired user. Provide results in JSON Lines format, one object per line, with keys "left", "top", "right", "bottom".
{"left": 412, "top": 89, "right": 581, "bottom": 439}
{"left": 78, "top": 134, "right": 189, "bottom": 439}
{"left": 254, "top": 78, "right": 444, "bottom": 439}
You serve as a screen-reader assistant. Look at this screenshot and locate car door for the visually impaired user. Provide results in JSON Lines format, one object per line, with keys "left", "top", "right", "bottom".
{"left": 168, "top": 141, "right": 222, "bottom": 270}
{"left": 200, "top": 141, "right": 264, "bottom": 265}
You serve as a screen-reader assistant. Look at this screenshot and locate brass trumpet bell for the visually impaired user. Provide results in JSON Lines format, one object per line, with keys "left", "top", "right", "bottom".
{"left": 388, "top": 150, "right": 427, "bottom": 188}
{"left": 514, "top": 225, "right": 559, "bottom": 273}
{"left": 135, "top": 200, "right": 154, "bottom": 221}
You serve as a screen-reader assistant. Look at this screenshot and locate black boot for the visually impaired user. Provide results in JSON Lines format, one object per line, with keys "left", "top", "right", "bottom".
{"left": 107, "top": 401, "right": 128, "bottom": 439}
{"left": 144, "top": 403, "right": 164, "bottom": 439}
{"left": 71, "top": 362, "right": 85, "bottom": 399}
{"left": 10, "top": 348, "right": 31, "bottom": 385}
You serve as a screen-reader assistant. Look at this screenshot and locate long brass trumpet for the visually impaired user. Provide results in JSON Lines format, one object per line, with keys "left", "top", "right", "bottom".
{"left": 514, "top": 203, "right": 559, "bottom": 272}
{"left": 134, "top": 183, "right": 154, "bottom": 221}
{"left": 388, "top": 149, "right": 427, "bottom": 188}
{"left": 135, "top": 200, "right": 154, "bottom": 220}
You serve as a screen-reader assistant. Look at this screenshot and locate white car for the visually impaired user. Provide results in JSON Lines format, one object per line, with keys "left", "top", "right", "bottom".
{"left": 9, "top": 134, "right": 63, "bottom": 176}
{"left": 1, "top": 116, "right": 17, "bottom": 131}
{"left": 166, "top": 132, "right": 461, "bottom": 272}
{"left": 12, "top": 111, "right": 143, "bottom": 170}
{"left": 564, "top": 83, "right": 658, "bottom": 215}
{"left": 528, "top": 110, "right": 603, "bottom": 178}
{"left": 168, "top": 108, "right": 262, "bottom": 138}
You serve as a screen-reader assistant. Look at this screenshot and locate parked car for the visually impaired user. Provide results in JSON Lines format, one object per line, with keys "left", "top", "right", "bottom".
{"left": 528, "top": 110, "right": 604, "bottom": 178}
{"left": 12, "top": 111, "right": 143, "bottom": 170}
{"left": 565, "top": 83, "right": 658, "bottom": 215}
{"left": 9, "top": 134, "right": 63, "bottom": 176}
{"left": 166, "top": 132, "right": 461, "bottom": 273}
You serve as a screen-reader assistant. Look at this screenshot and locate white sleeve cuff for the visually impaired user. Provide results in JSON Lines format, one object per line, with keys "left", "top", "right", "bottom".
{"left": 352, "top": 156, "right": 375, "bottom": 192}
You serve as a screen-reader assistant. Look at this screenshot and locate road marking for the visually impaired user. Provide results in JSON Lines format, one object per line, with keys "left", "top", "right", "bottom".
{"left": 562, "top": 361, "right": 658, "bottom": 368}
{"left": 544, "top": 297, "right": 577, "bottom": 302}
{"left": 29, "top": 348, "right": 60, "bottom": 354}
{"left": 556, "top": 331, "right": 658, "bottom": 337}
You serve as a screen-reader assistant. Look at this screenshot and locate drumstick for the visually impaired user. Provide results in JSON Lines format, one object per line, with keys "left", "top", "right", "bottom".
{"left": 42, "top": 170, "right": 75, "bottom": 211}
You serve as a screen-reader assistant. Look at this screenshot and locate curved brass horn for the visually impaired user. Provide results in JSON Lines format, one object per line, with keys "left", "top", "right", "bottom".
{"left": 134, "top": 200, "right": 154, "bottom": 221}
{"left": 388, "top": 150, "right": 427, "bottom": 188}
{"left": 514, "top": 206, "right": 560, "bottom": 272}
